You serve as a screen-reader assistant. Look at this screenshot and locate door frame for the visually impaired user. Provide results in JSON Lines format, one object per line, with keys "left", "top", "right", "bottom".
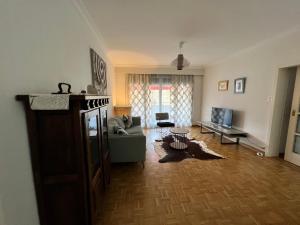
{"left": 267, "top": 66, "right": 297, "bottom": 157}
{"left": 284, "top": 67, "right": 300, "bottom": 165}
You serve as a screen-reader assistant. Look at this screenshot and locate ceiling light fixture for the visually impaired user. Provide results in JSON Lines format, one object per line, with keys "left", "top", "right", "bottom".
{"left": 171, "top": 41, "right": 190, "bottom": 70}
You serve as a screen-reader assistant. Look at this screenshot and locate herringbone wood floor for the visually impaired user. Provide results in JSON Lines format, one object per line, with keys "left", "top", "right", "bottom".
{"left": 98, "top": 127, "right": 300, "bottom": 225}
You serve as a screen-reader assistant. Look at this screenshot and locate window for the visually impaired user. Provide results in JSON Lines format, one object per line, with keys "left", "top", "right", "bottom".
{"left": 129, "top": 74, "right": 193, "bottom": 128}
{"left": 149, "top": 84, "right": 172, "bottom": 115}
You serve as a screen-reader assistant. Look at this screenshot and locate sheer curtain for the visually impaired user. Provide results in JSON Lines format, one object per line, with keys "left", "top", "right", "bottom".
{"left": 170, "top": 75, "right": 193, "bottom": 127}
{"left": 128, "top": 74, "right": 193, "bottom": 128}
{"left": 128, "top": 74, "right": 152, "bottom": 127}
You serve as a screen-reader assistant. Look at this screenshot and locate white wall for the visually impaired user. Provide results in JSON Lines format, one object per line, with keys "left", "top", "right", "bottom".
{"left": 0, "top": 1, "right": 113, "bottom": 225}
{"left": 114, "top": 66, "right": 204, "bottom": 123}
{"left": 202, "top": 27, "right": 300, "bottom": 155}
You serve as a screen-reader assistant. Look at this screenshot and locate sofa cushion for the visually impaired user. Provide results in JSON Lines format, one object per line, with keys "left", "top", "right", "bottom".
{"left": 108, "top": 117, "right": 125, "bottom": 133}
{"left": 126, "top": 126, "right": 143, "bottom": 135}
{"left": 113, "top": 126, "right": 129, "bottom": 135}
{"left": 114, "top": 116, "right": 126, "bottom": 129}
{"left": 132, "top": 116, "right": 141, "bottom": 126}
{"left": 123, "top": 115, "right": 133, "bottom": 128}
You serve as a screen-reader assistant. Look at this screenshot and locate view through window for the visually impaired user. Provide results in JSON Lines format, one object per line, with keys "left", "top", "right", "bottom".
{"left": 149, "top": 84, "right": 172, "bottom": 118}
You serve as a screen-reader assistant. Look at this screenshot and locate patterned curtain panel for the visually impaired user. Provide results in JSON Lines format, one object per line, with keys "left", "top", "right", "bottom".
{"left": 128, "top": 74, "right": 152, "bottom": 127}
{"left": 170, "top": 75, "right": 193, "bottom": 127}
{"left": 128, "top": 74, "right": 193, "bottom": 128}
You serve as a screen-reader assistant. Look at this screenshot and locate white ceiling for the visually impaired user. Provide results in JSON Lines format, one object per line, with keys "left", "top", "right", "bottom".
{"left": 83, "top": 0, "right": 300, "bottom": 67}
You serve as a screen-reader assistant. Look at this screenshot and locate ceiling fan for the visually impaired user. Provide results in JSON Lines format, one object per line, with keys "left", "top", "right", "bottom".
{"left": 171, "top": 41, "right": 190, "bottom": 70}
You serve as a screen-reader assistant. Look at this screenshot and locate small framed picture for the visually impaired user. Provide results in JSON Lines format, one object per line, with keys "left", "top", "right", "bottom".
{"left": 218, "top": 80, "right": 229, "bottom": 91}
{"left": 234, "top": 77, "right": 246, "bottom": 94}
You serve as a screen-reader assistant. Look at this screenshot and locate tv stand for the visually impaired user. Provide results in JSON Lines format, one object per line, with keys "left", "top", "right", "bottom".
{"left": 198, "top": 121, "right": 247, "bottom": 145}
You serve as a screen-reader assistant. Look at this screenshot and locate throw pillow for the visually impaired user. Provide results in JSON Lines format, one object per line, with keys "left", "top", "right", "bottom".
{"left": 123, "top": 115, "right": 128, "bottom": 122}
{"left": 113, "top": 125, "right": 119, "bottom": 134}
{"left": 114, "top": 117, "right": 126, "bottom": 129}
{"left": 122, "top": 115, "right": 133, "bottom": 129}
{"left": 108, "top": 119, "right": 119, "bottom": 134}
{"left": 113, "top": 125, "right": 128, "bottom": 135}
{"left": 118, "top": 128, "right": 128, "bottom": 135}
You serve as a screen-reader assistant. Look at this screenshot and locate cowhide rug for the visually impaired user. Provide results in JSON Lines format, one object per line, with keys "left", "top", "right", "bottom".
{"left": 154, "top": 135, "right": 225, "bottom": 163}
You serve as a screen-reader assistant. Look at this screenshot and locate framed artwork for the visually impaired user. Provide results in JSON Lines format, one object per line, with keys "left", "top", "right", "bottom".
{"left": 234, "top": 77, "right": 246, "bottom": 94}
{"left": 90, "top": 48, "right": 107, "bottom": 95}
{"left": 218, "top": 80, "right": 229, "bottom": 91}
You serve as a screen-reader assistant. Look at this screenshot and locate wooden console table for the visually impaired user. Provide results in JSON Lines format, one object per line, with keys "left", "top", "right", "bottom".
{"left": 198, "top": 121, "right": 247, "bottom": 144}
{"left": 114, "top": 105, "right": 131, "bottom": 116}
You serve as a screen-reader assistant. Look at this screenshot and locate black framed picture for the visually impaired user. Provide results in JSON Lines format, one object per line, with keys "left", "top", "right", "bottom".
{"left": 234, "top": 77, "right": 246, "bottom": 94}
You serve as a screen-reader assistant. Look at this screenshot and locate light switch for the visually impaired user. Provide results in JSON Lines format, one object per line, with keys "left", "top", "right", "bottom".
{"left": 267, "top": 96, "right": 273, "bottom": 103}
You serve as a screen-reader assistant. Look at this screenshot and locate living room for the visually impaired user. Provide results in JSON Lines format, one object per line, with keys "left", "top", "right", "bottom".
{"left": 1, "top": 1, "right": 300, "bottom": 225}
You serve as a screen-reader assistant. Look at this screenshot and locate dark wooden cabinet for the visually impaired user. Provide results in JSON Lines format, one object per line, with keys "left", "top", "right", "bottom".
{"left": 16, "top": 95, "right": 110, "bottom": 225}
{"left": 100, "top": 107, "right": 110, "bottom": 186}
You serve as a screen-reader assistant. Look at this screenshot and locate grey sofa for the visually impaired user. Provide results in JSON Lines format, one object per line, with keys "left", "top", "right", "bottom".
{"left": 108, "top": 116, "right": 146, "bottom": 165}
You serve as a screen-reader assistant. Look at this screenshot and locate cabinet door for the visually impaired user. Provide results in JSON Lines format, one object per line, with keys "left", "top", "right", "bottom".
{"left": 37, "top": 111, "right": 86, "bottom": 225}
{"left": 100, "top": 107, "right": 110, "bottom": 186}
{"left": 84, "top": 110, "right": 103, "bottom": 224}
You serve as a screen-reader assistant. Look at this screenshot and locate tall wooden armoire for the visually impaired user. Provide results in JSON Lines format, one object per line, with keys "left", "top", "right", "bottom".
{"left": 16, "top": 95, "right": 111, "bottom": 225}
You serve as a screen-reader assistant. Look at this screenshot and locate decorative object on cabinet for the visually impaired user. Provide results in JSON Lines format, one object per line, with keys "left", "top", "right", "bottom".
{"left": 218, "top": 80, "right": 229, "bottom": 91}
{"left": 87, "top": 84, "right": 98, "bottom": 94}
{"left": 16, "top": 94, "right": 110, "bottom": 225}
{"left": 52, "top": 82, "right": 72, "bottom": 94}
{"left": 90, "top": 48, "right": 107, "bottom": 95}
{"left": 234, "top": 77, "right": 246, "bottom": 94}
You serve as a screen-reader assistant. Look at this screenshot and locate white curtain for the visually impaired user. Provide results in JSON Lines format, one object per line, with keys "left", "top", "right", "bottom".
{"left": 170, "top": 75, "right": 193, "bottom": 127}
{"left": 128, "top": 74, "right": 152, "bottom": 127}
{"left": 128, "top": 74, "right": 193, "bottom": 128}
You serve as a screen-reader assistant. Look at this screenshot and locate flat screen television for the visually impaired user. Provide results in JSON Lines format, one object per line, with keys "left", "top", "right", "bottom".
{"left": 211, "top": 107, "right": 233, "bottom": 128}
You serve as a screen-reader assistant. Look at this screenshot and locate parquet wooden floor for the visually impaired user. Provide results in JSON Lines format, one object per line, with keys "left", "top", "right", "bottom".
{"left": 97, "top": 127, "right": 300, "bottom": 225}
